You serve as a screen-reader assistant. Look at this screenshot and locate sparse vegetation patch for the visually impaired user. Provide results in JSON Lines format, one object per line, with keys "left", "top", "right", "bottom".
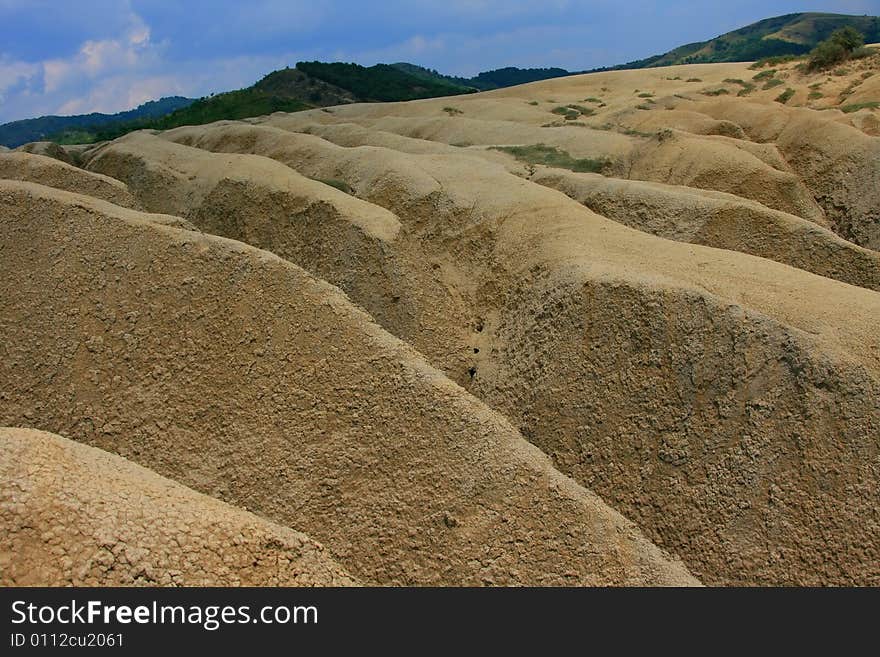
{"left": 807, "top": 26, "right": 865, "bottom": 71}
{"left": 310, "top": 177, "right": 354, "bottom": 194}
{"left": 841, "top": 101, "right": 880, "bottom": 113}
{"left": 490, "top": 144, "right": 609, "bottom": 173}
{"left": 775, "top": 88, "right": 795, "bottom": 104}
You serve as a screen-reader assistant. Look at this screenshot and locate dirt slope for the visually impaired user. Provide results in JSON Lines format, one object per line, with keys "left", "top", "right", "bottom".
{"left": 0, "top": 180, "right": 697, "bottom": 586}
{"left": 15, "top": 140, "right": 76, "bottom": 164}
{"left": 3, "top": 54, "right": 878, "bottom": 587}
{"left": 533, "top": 168, "right": 880, "bottom": 291}
{"left": 695, "top": 100, "right": 880, "bottom": 249}
{"left": 0, "top": 151, "right": 139, "bottom": 208}
{"left": 0, "top": 427, "right": 356, "bottom": 586}
{"left": 83, "top": 131, "right": 472, "bottom": 380}
{"left": 82, "top": 115, "right": 880, "bottom": 586}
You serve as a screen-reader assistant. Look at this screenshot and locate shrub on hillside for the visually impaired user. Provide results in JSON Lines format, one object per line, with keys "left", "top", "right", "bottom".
{"left": 808, "top": 27, "right": 865, "bottom": 71}
{"left": 808, "top": 40, "right": 849, "bottom": 70}
{"left": 830, "top": 26, "right": 864, "bottom": 52}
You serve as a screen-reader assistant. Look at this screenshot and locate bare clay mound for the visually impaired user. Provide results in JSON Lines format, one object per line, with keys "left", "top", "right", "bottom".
{"left": 15, "top": 140, "right": 76, "bottom": 165}
{"left": 0, "top": 151, "right": 139, "bottom": 208}
{"left": 279, "top": 111, "right": 826, "bottom": 225}
{"left": 82, "top": 131, "right": 474, "bottom": 383}
{"left": 697, "top": 100, "right": 880, "bottom": 250}
{"left": 0, "top": 181, "right": 698, "bottom": 587}
{"left": 111, "top": 119, "right": 880, "bottom": 587}
{"left": 0, "top": 428, "right": 356, "bottom": 586}
{"left": 4, "top": 58, "right": 879, "bottom": 588}
{"left": 533, "top": 168, "right": 880, "bottom": 291}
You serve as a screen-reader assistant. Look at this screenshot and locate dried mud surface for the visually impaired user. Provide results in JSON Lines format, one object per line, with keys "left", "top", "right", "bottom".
{"left": 2, "top": 57, "right": 879, "bottom": 586}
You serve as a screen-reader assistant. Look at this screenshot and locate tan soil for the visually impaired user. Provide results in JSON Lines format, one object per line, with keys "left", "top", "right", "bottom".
{"left": 0, "top": 180, "right": 697, "bottom": 586}
{"left": 0, "top": 427, "right": 356, "bottom": 586}
{"left": 0, "top": 151, "right": 139, "bottom": 208}
{"left": 2, "top": 54, "right": 878, "bottom": 587}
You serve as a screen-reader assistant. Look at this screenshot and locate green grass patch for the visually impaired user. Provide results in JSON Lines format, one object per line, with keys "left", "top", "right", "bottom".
{"left": 551, "top": 106, "right": 581, "bottom": 120}
{"left": 701, "top": 88, "right": 730, "bottom": 96}
{"left": 490, "top": 144, "right": 609, "bottom": 173}
{"left": 762, "top": 78, "right": 784, "bottom": 90}
{"left": 443, "top": 106, "right": 463, "bottom": 116}
{"left": 775, "top": 88, "right": 795, "bottom": 104}
{"left": 311, "top": 177, "right": 353, "bottom": 194}
{"left": 808, "top": 90, "right": 823, "bottom": 100}
{"left": 749, "top": 54, "right": 800, "bottom": 69}
{"left": 724, "top": 78, "right": 756, "bottom": 96}
{"left": 686, "top": 78, "right": 702, "bottom": 82}
{"left": 752, "top": 69, "right": 777, "bottom": 80}
{"left": 637, "top": 92, "right": 654, "bottom": 98}
{"left": 841, "top": 101, "right": 880, "bottom": 113}
{"left": 851, "top": 46, "right": 878, "bottom": 60}
{"left": 527, "top": 100, "right": 539, "bottom": 105}
{"left": 583, "top": 97, "right": 603, "bottom": 103}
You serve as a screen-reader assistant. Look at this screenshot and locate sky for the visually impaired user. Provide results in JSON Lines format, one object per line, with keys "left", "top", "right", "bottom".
{"left": 1, "top": 0, "right": 878, "bottom": 123}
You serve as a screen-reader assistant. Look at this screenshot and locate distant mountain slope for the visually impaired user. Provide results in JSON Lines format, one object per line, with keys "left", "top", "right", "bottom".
{"left": 5, "top": 62, "right": 548, "bottom": 147}
{"left": 391, "top": 62, "right": 571, "bottom": 90}
{"left": 604, "top": 12, "right": 880, "bottom": 71}
{"left": 253, "top": 67, "right": 358, "bottom": 105}
{"left": 0, "top": 97, "right": 194, "bottom": 147}
{"left": 43, "top": 62, "right": 475, "bottom": 145}
{"left": 296, "top": 61, "right": 475, "bottom": 101}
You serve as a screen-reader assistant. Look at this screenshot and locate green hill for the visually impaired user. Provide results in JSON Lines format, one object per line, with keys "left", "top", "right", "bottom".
{"left": 6, "top": 61, "right": 552, "bottom": 147}
{"left": 601, "top": 12, "right": 880, "bottom": 70}
{"left": 0, "top": 97, "right": 194, "bottom": 148}
{"left": 391, "top": 63, "right": 571, "bottom": 90}
{"left": 295, "top": 61, "right": 475, "bottom": 101}
{"left": 52, "top": 89, "right": 312, "bottom": 145}
{"left": 42, "top": 61, "right": 475, "bottom": 145}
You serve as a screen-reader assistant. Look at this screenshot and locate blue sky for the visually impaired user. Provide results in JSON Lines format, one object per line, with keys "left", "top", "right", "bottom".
{"left": 0, "top": 0, "right": 877, "bottom": 123}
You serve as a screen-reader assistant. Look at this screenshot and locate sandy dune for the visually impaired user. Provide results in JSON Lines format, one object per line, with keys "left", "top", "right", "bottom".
{"left": 1, "top": 54, "right": 878, "bottom": 586}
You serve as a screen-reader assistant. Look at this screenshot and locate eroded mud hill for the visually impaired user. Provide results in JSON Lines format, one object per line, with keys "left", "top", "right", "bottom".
{"left": 3, "top": 56, "right": 879, "bottom": 587}
{"left": 0, "top": 181, "right": 697, "bottom": 586}
{"left": 0, "top": 428, "right": 356, "bottom": 586}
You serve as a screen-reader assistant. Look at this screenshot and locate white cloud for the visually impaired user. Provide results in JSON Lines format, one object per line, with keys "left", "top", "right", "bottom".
{"left": 0, "top": 57, "right": 39, "bottom": 104}
{"left": 0, "top": 8, "right": 178, "bottom": 121}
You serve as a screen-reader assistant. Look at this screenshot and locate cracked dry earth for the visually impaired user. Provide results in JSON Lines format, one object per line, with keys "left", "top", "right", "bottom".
{"left": 2, "top": 58, "right": 879, "bottom": 586}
